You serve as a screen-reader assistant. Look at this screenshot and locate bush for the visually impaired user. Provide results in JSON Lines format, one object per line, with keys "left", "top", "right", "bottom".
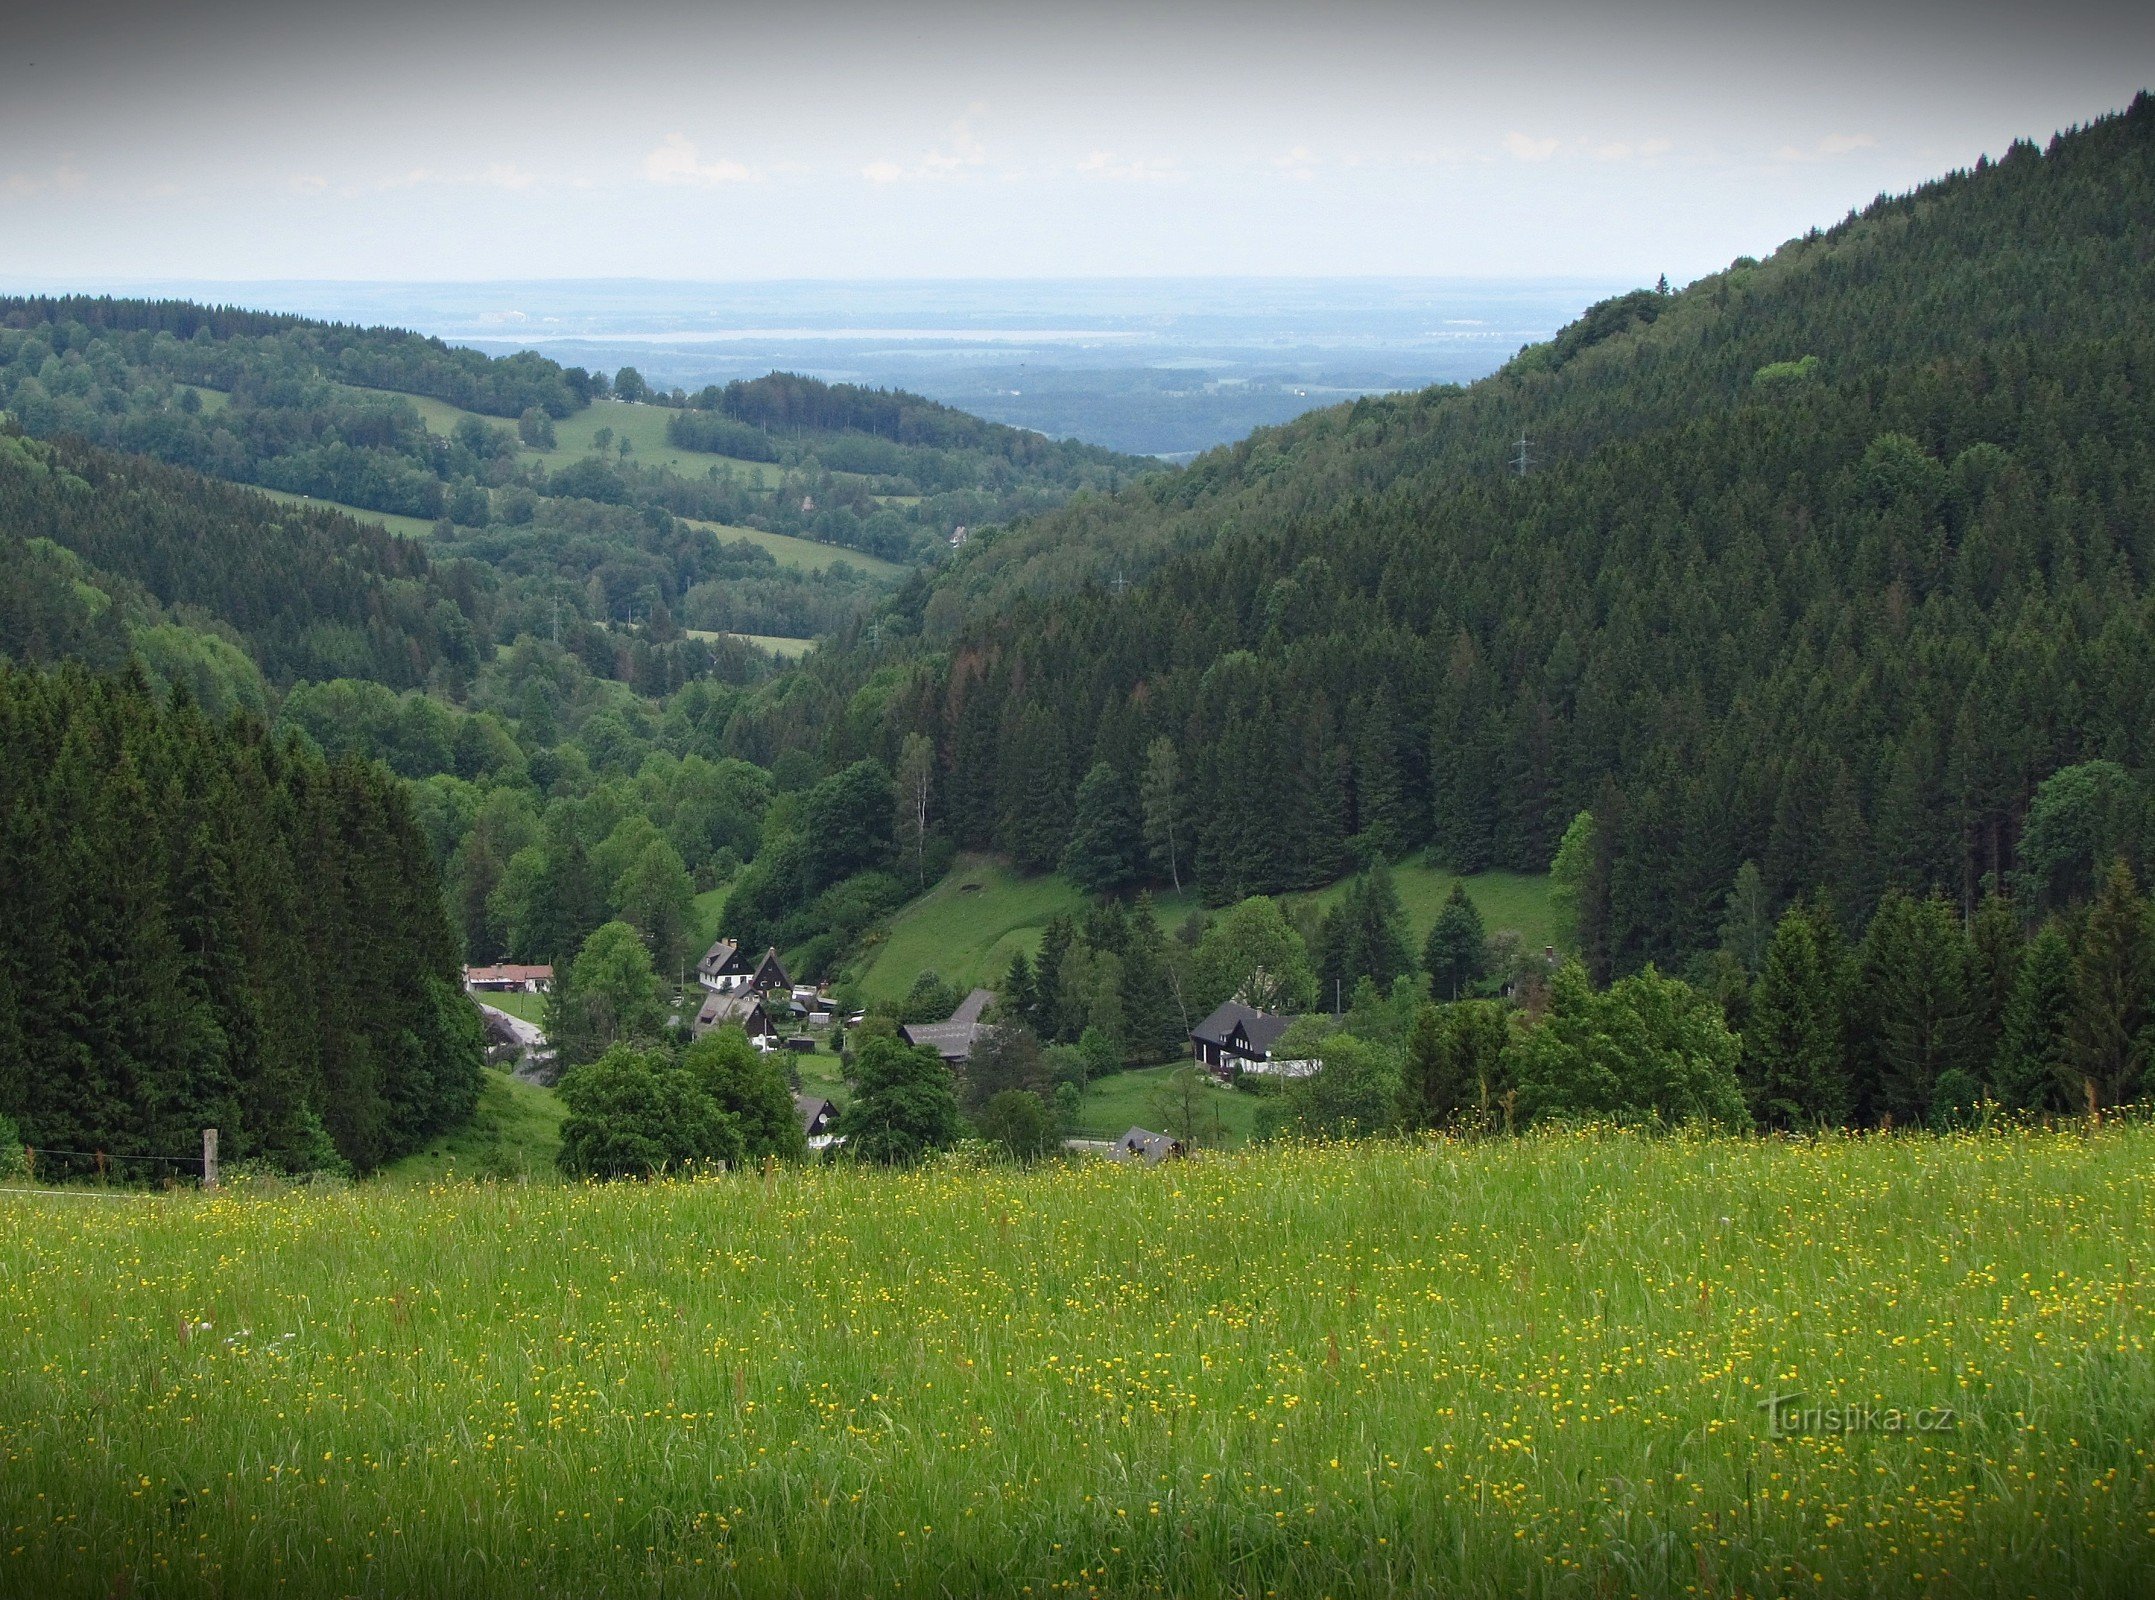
{"left": 556, "top": 1046, "right": 743, "bottom": 1179}
{"left": 976, "top": 1090, "right": 1057, "bottom": 1161}
{"left": 0, "top": 1112, "right": 23, "bottom": 1179}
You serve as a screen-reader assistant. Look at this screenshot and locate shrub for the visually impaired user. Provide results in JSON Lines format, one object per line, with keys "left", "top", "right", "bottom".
{"left": 556, "top": 1046, "right": 743, "bottom": 1179}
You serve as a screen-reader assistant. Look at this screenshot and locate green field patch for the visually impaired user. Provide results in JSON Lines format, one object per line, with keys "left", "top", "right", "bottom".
{"left": 692, "top": 886, "right": 729, "bottom": 949}
{"left": 1070, "top": 1062, "right": 1259, "bottom": 1147}
{"left": 680, "top": 517, "right": 903, "bottom": 577}
{"left": 476, "top": 988, "right": 547, "bottom": 1026}
{"left": 377, "top": 1067, "right": 563, "bottom": 1184}
{"left": 545, "top": 400, "right": 788, "bottom": 485}
{"left": 5, "top": 1128, "right": 2150, "bottom": 1595}
{"left": 250, "top": 485, "right": 438, "bottom": 541}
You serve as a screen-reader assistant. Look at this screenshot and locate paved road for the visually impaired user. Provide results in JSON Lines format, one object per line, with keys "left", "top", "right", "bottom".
{"left": 475, "top": 1001, "right": 546, "bottom": 1049}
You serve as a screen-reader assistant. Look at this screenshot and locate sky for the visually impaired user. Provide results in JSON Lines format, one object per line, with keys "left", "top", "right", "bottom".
{"left": 1, "top": 0, "right": 2150, "bottom": 286}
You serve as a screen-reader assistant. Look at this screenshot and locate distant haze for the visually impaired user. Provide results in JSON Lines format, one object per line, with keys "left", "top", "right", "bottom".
{"left": 72, "top": 277, "right": 1631, "bottom": 453}
{"left": 2, "top": 0, "right": 2149, "bottom": 285}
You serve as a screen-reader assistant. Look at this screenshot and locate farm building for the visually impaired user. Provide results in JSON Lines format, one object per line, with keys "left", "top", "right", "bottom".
{"left": 694, "top": 991, "right": 775, "bottom": 1039}
{"left": 900, "top": 987, "right": 997, "bottom": 1065}
{"left": 463, "top": 964, "right": 552, "bottom": 993}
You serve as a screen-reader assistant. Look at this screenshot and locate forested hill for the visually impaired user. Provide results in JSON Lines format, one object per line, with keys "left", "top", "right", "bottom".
{"left": 0, "top": 425, "right": 475, "bottom": 695}
{"left": 0, "top": 299, "right": 1154, "bottom": 580}
{"left": 740, "top": 95, "right": 2155, "bottom": 976}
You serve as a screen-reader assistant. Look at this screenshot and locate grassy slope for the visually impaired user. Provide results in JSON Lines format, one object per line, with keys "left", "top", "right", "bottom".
{"left": 849, "top": 852, "right": 1557, "bottom": 1005}
{"left": 692, "top": 886, "right": 729, "bottom": 949}
{"left": 250, "top": 485, "right": 439, "bottom": 541}
{"left": 382, "top": 389, "right": 786, "bottom": 487}
{"left": 680, "top": 518, "right": 903, "bottom": 577}
{"left": 5, "top": 1128, "right": 2150, "bottom": 1596}
{"left": 359, "top": 388, "right": 901, "bottom": 582}
{"left": 377, "top": 1067, "right": 564, "bottom": 1184}
{"left": 477, "top": 989, "right": 547, "bottom": 1026}
{"left": 689, "top": 627, "right": 817, "bottom": 657}
{"left": 1070, "top": 1063, "right": 1261, "bottom": 1146}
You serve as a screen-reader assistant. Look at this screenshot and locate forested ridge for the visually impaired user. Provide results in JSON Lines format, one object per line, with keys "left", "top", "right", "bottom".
{"left": 0, "top": 667, "right": 482, "bottom": 1173}
{"left": 740, "top": 95, "right": 2155, "bottom": 976}
{"left": 0, "top": 298, "right": 1151, "bottom": 578}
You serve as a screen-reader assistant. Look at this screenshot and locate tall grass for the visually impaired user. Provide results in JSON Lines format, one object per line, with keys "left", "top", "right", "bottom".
{"left": 3, "top": 1128, "right": 2151, "bottom": 1596}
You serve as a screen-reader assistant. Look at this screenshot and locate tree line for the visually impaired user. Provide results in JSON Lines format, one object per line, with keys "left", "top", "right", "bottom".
{"left": 0, "top": 666, "right": 483, "bottom": 1175}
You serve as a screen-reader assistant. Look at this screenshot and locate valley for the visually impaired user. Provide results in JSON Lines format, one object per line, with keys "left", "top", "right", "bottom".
{"left": 4, "top": 83, "right": 2155, "bottom": 1600}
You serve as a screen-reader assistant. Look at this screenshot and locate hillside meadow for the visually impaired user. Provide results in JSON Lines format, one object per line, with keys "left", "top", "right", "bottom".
{"left": 3, "top": 1127, "right": 2150, "bottom": 1598}
{"left": 848, "top": 854, "right": 1559, "bottom": 1005}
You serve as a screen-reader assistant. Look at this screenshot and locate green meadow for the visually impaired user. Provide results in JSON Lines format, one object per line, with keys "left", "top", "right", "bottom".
{"left": 848, "top": 853, "right": 1559, "bottom": 1005}
{"left": 3, "top": 1127, "right": 2150, "bottom": 1597}
{"left": 679, "top": 517, "right": 902, "bottom": 576}
{"left": 249, "top": 485, "right": 439, "bottom": 541}
{"left": 377, "top": 1068, "right": 564, "bottom": 1185}
{"left": 1067, "top": 1063, "right": 1263, "bottom": 1146}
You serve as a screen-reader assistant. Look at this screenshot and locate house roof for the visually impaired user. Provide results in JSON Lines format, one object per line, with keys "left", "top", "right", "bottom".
{"left": 464, "top": 964, "right": 553, "bottom": 984}
{"left": 697, "top": 939, "right": 741, "bottom": 977}
{"left": 794, "top": 1094, "right": 835, "bottom": 1135}
{"left": 751, "top": 948, "right": 791, "bottom": 988}
{"left": 949, "top": 987, "right": 996, "bottom": 1026}
{"left": 1191, "top": 999, "right": 1295, "bottom": 1056}
{"left": 899, "top": 1020, "right": 983, "bottom": 1062}
{"left": 1111, "top": 1126, "right": 1183, "bottom": 1164}
{"left": 695, "top": 992, "right": 770, "bottom": 1035}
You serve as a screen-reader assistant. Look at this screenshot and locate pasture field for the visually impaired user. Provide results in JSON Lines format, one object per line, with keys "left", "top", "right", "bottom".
{"left": 680, "top": 517, "right": 904, "bottom": 577}
{"left": 350, "top": 386, "right": 791, "bottom": 488}
{"left": 1071, "top": 1063, "right": 1261, "bottom": 1147}
{"left": 2, "top": 1128, "right": 2151, "bottom": 1597}
{"left": 849, "top": 854, "right": 1557, "bottom": 1005}
{"left": 686, "top": 628, "right": 820, "bottom": 659}
{"left": 544, "top": 400, "right": 789, "bottom": 486}
{"left": 249, "top": 485, "right": 439, "bottom": 542}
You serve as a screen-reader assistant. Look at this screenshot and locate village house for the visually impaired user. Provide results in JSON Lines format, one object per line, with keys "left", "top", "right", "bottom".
{"left": 463, "top": 963, "right": 553, "bottom": 994}
{"left": 899, "top": 986, "right": 996, "bottom": 1065}
{"left": 694, "top": 990, "right": 775, "bottom": 1040}
{"left": 695, "top": 940, "right": 793, "bottom": 998}
{"left": 1189, "top": 999, "right": 1316, "bottom": 1079}
{"left": 795, "top": 1094, "right": 836, "bottom": 1143}
{"left": 696, "top": 939, "right": 752, "bottom": 993}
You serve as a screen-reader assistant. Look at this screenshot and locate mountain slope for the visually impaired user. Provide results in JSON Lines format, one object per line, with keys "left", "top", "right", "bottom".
{"left": 741, "top": 94, "right": 2155, "bottom": 975}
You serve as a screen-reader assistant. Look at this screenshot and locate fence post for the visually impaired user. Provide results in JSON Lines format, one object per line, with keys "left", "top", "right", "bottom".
{"left": 202, "top": 1128, "right": 219, "bottom": 1191}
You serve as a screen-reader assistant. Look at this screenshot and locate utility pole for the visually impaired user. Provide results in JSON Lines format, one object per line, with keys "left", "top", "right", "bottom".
{"left": 1512, "top": 434, "right": 1534, "bottom": 476}
{"left": 1109, "top": 569, "right": 1129, "bottom": 596}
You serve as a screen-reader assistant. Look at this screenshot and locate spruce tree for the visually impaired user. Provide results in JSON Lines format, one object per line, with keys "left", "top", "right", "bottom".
{"left": 2063, "top": 859, "right": 2153, "bottom": 1113}
{"left": 1741, "top": 907, "right": 1844, "bottom": 1129}
{"left": 1864, "top": 892, "right": 1980, "bottom": 1127}
{"left": 1422, "top": 884, "right": 1490, "bottom": 1001}
{"left": 1060, "top": 762, "right": 1139, "bottom": 895}
{"left": 1993, "top": 922, "right": 2074, "bottom": 1112}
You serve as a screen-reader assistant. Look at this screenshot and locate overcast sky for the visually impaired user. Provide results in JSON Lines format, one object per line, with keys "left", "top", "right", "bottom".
{"left": 2, "top": 0, "right": 2149, "bottom": 286}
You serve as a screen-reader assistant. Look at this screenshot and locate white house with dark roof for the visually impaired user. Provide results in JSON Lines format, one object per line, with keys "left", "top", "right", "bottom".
{"left": 1189, "top": 999, "right": 1314, "bottom": 1078}
{"left": 696, "top": 939, "right": 753, "bottom": 993}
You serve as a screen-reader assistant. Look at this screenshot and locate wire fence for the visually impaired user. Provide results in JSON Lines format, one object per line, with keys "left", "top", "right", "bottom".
{"left": 13, "top": 1145, "right": 208, "bottom": 1189}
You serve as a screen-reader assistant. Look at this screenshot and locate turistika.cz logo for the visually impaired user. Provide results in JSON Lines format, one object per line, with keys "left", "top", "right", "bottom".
{"left": 1758, "top": 1392, "right": 1963, "bottom": 1438}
